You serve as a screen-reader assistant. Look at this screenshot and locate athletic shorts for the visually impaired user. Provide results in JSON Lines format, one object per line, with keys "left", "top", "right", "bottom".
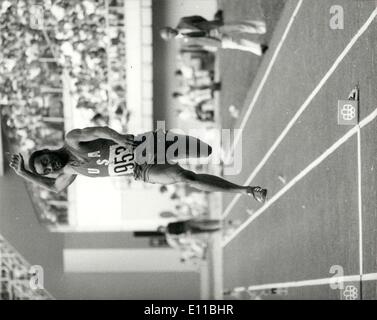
{"left": 133, "top": 163, "right": 154, "bottom": 182}
{"left": 133, "top": 129, "right": 210, "bottom": 166}
{"left": 132, "top": 129, "right": 187, "bottom": 184}
{"left": 133, "top": 129, "right": 169, "bottom": 183}
{"left": 134, "top": 129, "right": 167, "bottom": 165}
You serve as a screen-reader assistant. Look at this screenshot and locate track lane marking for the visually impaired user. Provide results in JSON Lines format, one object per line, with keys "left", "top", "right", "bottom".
{"left": 222, "top": 107, "right": 377, "bottom": 247}
{"left": 222, "top": 7, "right": 377, "bottom": 219}
{"left": 357, "top": 126, "right": 363, "bottom": 279}
{"left": 239, "top": 272, "right": 377, "bottom": 292}
{"left": 225, "top": 0, "right": 303, "bottom": 164}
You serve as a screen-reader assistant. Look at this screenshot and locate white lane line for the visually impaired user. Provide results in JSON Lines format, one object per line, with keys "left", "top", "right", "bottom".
{"left": 222, "top": 7, "right": 377, "bottom": 219}
{"left": 357, "top": 126, "right": 363, "bottom": 278}
{"left": 222, "top": 107, "right": 377, "bottom": 247}
{"left": 225, "top": 0, "right": 303, "bottom": 164}
{"left": 362, "top": 273, "right": 377, "bottom": 281}
{"left": 244, "top": 273, "right": 377, "bottom": 292}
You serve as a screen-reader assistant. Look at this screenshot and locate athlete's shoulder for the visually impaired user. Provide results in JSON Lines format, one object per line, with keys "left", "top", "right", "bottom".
{"left": 65, "top": 129, "right": 83, "bottom": 149}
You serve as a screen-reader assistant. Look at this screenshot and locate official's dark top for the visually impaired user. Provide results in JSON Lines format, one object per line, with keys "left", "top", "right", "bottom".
{"left": 176, "top": 15, "right": 222, "bottom": 37}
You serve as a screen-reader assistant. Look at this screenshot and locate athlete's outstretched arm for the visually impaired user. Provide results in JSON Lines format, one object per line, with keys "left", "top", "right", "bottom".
{"left": 9, "top": 153, "right": 76, "bottom": 193}
{"left": 66, "top": 126, "right": 137, "bottom": 150}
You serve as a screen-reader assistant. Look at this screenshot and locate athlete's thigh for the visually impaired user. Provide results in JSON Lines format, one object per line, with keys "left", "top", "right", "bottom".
{"left": 146, "top": 163, "right": 186, "bottom": 185}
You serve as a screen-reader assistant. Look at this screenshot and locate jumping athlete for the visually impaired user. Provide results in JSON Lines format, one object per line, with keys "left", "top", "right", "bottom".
{"left": 9, "top": 126, "right": 267, "bottom": 202}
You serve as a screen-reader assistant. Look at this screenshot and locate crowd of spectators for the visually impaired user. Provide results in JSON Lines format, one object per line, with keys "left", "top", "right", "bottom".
{"left": 165, "top": 11, "right": 225, "bottom": 125}
{"left": 172, "top": 48, "right": 219, "bottom": 124}
{"left": 0, "top": 235, "right": 53, "bottom": 299}
{"left": 0, "top": 0, "right": 128, "bottom": 146}
{"left": 0, "top": 0, "right": 128, "bottom": 225}
{"left": 43, "top": 0, "right": 128, "bottom": 126}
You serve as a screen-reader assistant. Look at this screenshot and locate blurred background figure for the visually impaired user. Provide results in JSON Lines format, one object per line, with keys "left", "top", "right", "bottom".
{"left": 160, "top": 218, "right": 222, "bottom": 235}
{"left": 160, "top": 12, "right": 267, "bottom": 55}
{"left": 158, "top": 218, "right": 222, "bottom": 263}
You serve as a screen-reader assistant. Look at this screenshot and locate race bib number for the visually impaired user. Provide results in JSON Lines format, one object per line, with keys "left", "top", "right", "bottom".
{"left": 108, "top": 145, "right": 135, "bottom": 176}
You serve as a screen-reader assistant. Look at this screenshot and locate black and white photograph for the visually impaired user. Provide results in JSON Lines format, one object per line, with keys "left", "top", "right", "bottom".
{"left": 0, "top": 0, "right": 376, "bottom": 303}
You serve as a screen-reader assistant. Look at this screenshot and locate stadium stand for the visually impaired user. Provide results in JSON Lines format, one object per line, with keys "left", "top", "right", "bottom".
{"left": 0, "top": 234, "right": 54, "bottom": 300}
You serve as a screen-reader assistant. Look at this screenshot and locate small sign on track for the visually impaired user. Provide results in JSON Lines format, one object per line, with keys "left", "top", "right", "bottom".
{"left": 337, "top": 86, "right": 359, "bottom": 126}
{"left": 340, "top": 282, "right": 360, "bottom": 300}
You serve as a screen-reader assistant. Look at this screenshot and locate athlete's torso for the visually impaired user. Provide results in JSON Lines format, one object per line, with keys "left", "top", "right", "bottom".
{"left": 66, "top": 139, "right": 135, "bottom": 177}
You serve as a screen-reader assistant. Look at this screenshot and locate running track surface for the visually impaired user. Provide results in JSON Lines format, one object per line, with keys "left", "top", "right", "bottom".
{"left": 214, "top": 0, "right": 377, "bottom": 300}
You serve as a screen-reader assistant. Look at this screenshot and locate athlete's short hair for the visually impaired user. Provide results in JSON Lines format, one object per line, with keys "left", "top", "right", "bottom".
{"left": 28, "top": 149, "right": 50, "bottom": 174}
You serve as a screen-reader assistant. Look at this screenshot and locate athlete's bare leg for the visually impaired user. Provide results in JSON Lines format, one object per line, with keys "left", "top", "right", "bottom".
{"left": 146, "top": 164, "right": 267, "bottom": 203}
{"left": 183, "top": 171, "right": 249, "bottom": 193}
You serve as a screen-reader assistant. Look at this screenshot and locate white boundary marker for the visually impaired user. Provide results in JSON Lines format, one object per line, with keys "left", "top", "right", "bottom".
{"left": 244, "top": 272, "right": 377, "bottom": 292}
{"left": 222, "top": 107, "right": 377, "bottom": 247}
{"left": 222, "top": 7, "right": 377, "bottom": 219}
{"left": 225, "top": 0, "right": 303, "bottom": 164}
{"left": 357, "top": 126, "right": 363, "bottom": 278}
{"left": 362, "top": 273, "right": 377, "bottom": 281}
